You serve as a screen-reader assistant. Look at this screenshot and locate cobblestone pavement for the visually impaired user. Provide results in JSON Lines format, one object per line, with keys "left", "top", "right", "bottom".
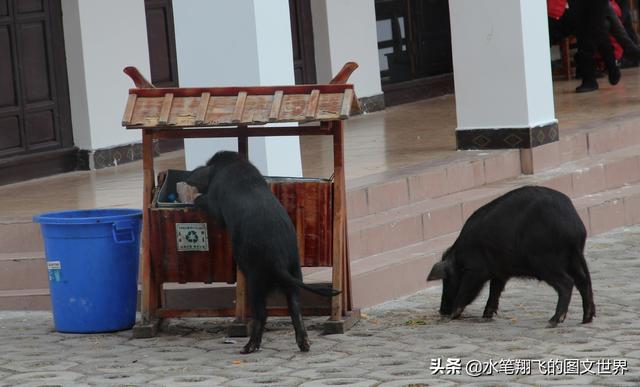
{"left": 2, "top": 226, "right": 640, "bottom": 386}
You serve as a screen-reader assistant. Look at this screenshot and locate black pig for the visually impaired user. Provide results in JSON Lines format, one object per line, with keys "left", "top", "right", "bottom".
{"left": 427, "top": 186, "right": 595, "bottom": 327}
{"left": 187, "top": 151, "right": 339, "bottom": 353}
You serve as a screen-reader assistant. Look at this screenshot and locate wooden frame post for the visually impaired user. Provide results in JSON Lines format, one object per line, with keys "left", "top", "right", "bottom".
{"left": 330, "top": 121, "right": 345, "bottom": 321}
{"left": 229, "top": 128, "right": 251, "bottom": 337}
{"left": 133, "top": 129, "right": 161, "bottom": 338}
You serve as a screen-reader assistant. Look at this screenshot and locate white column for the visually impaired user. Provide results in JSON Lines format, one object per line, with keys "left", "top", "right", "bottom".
{"left": 173, "top": 0, "right": 302, "bottom": 176}
{"left": 450, "top": 0, "right": 556, "bottom": 138}
{"left": 61, "top": 0, "right": 150, "bottom": 153}
{"left": 311, "top": 0, "right": 382, "bottom": 98}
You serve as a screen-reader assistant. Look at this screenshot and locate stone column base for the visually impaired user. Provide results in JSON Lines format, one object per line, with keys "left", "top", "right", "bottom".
{"left": 456, "top": 122, "right": 560, "bottom": 175}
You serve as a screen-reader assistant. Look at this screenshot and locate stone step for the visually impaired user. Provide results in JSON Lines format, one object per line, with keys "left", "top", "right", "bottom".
{"left": 0, "top": 252, "right": 47, "bottom": 291}
{"left": 346, "top": 111, "right": 640, "bottom": 222}
{"left": 4, "top": 177, "right": 640, "bottom": 311}
{"left": 346, "top": 149, "right": 522, "bottom": 219}
{"left": 347, "top": 143, "right": 640, "bottom": 260}
{"left": 0, "top": 221, "right": 43, "bottom": 254}
{"left": 318, "top": 180, "right": 640, "bottom": 309}
{"left": 0, "top": 288, "right": 51, "bottom": 310}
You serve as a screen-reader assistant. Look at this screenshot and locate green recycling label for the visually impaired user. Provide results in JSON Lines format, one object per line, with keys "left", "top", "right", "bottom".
{"left": 176, "top": 223, "right": 209, "bottom": 251}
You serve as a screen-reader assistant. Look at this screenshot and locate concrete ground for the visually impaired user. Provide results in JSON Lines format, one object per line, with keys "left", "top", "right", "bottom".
{"left": 1, "top": 226, "right": 640, "bottom": 386}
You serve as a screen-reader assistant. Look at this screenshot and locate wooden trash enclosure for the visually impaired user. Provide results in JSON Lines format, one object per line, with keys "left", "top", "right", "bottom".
{"left": 122, "top": 62, "right": 360, "bottom": 337}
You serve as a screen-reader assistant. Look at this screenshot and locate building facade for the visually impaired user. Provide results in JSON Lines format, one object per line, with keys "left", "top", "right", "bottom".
{"left": 0, "top": 0, "right": 556, "bottom": 184}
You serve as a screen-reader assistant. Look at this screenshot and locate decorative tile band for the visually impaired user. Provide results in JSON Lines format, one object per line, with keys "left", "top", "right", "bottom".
{"left": 456, "top": 122, "right": 559, "bottom": 150}
{"left": 78, "top": 140, "right": 183, "bottom": 170}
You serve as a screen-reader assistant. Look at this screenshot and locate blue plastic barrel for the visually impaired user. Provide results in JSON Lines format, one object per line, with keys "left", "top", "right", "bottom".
{"left": 33, "top": 209, "right": 142, "bottom": 333}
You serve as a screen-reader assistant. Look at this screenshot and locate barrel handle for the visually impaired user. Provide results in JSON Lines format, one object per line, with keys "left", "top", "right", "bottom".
{"left": 112, "top": 221, "right": 135, "bottom": 244}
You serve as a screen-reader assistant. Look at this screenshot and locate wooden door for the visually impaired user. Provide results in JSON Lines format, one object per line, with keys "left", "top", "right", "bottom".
{"left": 0, "top": 0, "right": 75, "bottom": 185}
{"left": 411, "top": 0, "right": 452, "bottom": 77}
{"left": 144, "top": 0, "right": 181, "bottom": 152}
{"left": 375, "top": 0, "right": 452, "bottom": 82}
{"left": 289, "top": 0, "right": 317, "bottom": 84}
{"left": 144, "top": 0, "right": 179, "bottom": 87}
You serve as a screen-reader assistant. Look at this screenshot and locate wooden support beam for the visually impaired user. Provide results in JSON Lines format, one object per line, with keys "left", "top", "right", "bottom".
{"left": 121, "top": 94, "right": 137, "bottom": 126}
{"left": 232, "top": 92, "right": 248, "bottom": 123}
{"left": 269, "top": 90, "right": 284, "bottom": 121}
{"left": 158, "top": 93, "right": 174, "bottom": 125}
{"left": 340, "top": 89, "right": 354, "bottom": 119}
{"left": 129, "top": 84, "right": 352, "bottom": 98}
{"left": 149, "top": 126, "right": 332, "bottom": 139}
{"left": 158, "top": 307, "right": 331, "bottom": 319}
{"left": 331, "top": 121, "right": 345, "bottom": 321}
{"left": 304, "top": 89, "right": 320, "bottom": 120}
{"left": 195, "top": 92, "right": 211, "bottom": 124}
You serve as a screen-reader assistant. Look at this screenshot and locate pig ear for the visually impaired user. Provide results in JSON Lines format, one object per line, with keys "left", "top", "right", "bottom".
{"left": 427, "top": 261, "right": 449, "bottom": 281}
{"left": 186, "top": 166, "right": 212, "bottom": 189}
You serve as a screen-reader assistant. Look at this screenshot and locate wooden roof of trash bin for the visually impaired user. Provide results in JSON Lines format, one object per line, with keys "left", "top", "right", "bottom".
{"left": 122, "top": 63, "right": 360, "bottom": 129}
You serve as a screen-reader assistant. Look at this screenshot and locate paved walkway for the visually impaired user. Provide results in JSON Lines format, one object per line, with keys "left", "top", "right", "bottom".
{"left": 1, "top": 226, "right": 640, "bottom": 386}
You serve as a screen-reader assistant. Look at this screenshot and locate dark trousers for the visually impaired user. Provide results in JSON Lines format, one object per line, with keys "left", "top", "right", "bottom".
{"left": 575, "top": 0, "right": 617, "bottom": 80}
{"left": 615, "top": 0, "right": 639, "bottom": 44}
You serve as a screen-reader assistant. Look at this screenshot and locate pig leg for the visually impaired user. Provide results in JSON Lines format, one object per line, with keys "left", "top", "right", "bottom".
{"left": 242, "top": 276, "right": 268, "bottom": 354}
{"left": 482, "top": 278, "right": 506, "bottom": 319}
{"left": 569, "top": 254, "right": 596, "bottom": 323}
{"left": 450, "top": 274, "right": 488, "bottom": 319}
{"left": 544, "top": 272, "right": 574, "bottom": 328}
{"left": 285, "top": 285, "right": 310, "bottom": 352}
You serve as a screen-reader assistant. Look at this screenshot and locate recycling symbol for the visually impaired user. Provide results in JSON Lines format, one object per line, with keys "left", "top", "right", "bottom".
{"left": 185, "top": 230, "right": 199, "bottom": 243}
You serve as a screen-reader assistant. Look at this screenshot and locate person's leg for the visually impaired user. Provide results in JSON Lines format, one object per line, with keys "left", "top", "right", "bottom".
{"left": 607, "top": 3, "right": 640, "bottom": 57}
{"left": 575, "top": 0, "right": 600, "bottom": 91}
{"left": 616, "top": 0, "right": 639, "bottom": 43}
{"left": 593, "top": 0, "right": 621, "bottom": 85}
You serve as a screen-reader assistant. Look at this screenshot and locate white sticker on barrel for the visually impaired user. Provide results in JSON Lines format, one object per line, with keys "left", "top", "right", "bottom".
{"left": 47, "top": 261, "right": 62, "bottom": 282}
{"left": 176, "top": 223, "right": 209, "bottom": 251}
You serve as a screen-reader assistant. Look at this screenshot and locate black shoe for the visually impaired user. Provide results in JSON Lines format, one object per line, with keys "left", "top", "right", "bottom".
{"left": 608, "top": 66, "right": 621, "bottom": 85}
{"left": 576, "top": 79, "right": 599, "bottom": 93}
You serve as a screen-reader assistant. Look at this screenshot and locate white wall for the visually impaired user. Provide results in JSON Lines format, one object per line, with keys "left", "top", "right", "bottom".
{"left": 311, "top": 0, "right": 382, "bottom": 98}
{"left": 174, "top": 0, "right": 302, "bottom": 176}
{"left": 61, "top": 0, "right": 151, "bottom": 151}
{"left": 521, "top": 0, "right": 556, "bottom": 126}
{"left": 450, "top": 0, "right": 556, "bottom": 130}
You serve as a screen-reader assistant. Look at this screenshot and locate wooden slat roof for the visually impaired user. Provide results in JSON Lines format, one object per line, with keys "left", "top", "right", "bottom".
{"left": 122, "top": 84, "right": 360, "bottom": 129}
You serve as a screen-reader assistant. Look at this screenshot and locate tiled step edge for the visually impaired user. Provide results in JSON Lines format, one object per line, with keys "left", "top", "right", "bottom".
{"left": 0, "top": 252, "right": 47, "bottom": 291}
{"left": 348, "top": 143, "right": 640, "bottom": 260}
{"left": 346, "top": 150, "right": 522, "bottom": 218}
{"left": 336, "top": 181, "right": 640, "bottom": 308}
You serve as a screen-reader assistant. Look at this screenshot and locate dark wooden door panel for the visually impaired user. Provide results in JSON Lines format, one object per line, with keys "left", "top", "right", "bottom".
{"left": 0, "top": 0, "right": 75, "bottom": 184}
{"left": 19, "top": 21, "right": 52, "bottom": 103}
{"left": 0, "top": 116, "right": 20, "bottom": 152}
{"left": 375, "top": 0, "right": 452, "bottom": 83}
{"left": 17, "top": 0, "right": 43, "bottom": 14}
{"left": 0, "top": 26, "right": 17, "bottom": 107}
{"left": 145, "top": 0, "right": 178, "bottom": 87}
{"left": 289, "top": 0, "right": 316, "bottom": 84}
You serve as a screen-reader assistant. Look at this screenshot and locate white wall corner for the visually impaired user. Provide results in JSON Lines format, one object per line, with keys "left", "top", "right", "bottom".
{"left": 61, "top": 0, "right": 150, "bottom": 151}
{"left": 312, "top": 0, "right": 382, "bottom": 98}
{"left": 61, "top": 0, "right": 91, "bottom": 150}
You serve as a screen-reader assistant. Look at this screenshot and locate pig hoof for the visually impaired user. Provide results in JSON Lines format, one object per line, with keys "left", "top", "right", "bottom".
{"left": 482, "top": 310, "right": 496, "bottom": 319}
{"left": 297, "top": 336, "right": 311, "bottom": 352}
{"left": 241, "top": 342, "right": 260, "bottom": 354}
{"left": 482, "top": 317, "right": 494, "bottom": 322}
{"left": 546, "top": 321, "right": 558, "bottom": 328}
